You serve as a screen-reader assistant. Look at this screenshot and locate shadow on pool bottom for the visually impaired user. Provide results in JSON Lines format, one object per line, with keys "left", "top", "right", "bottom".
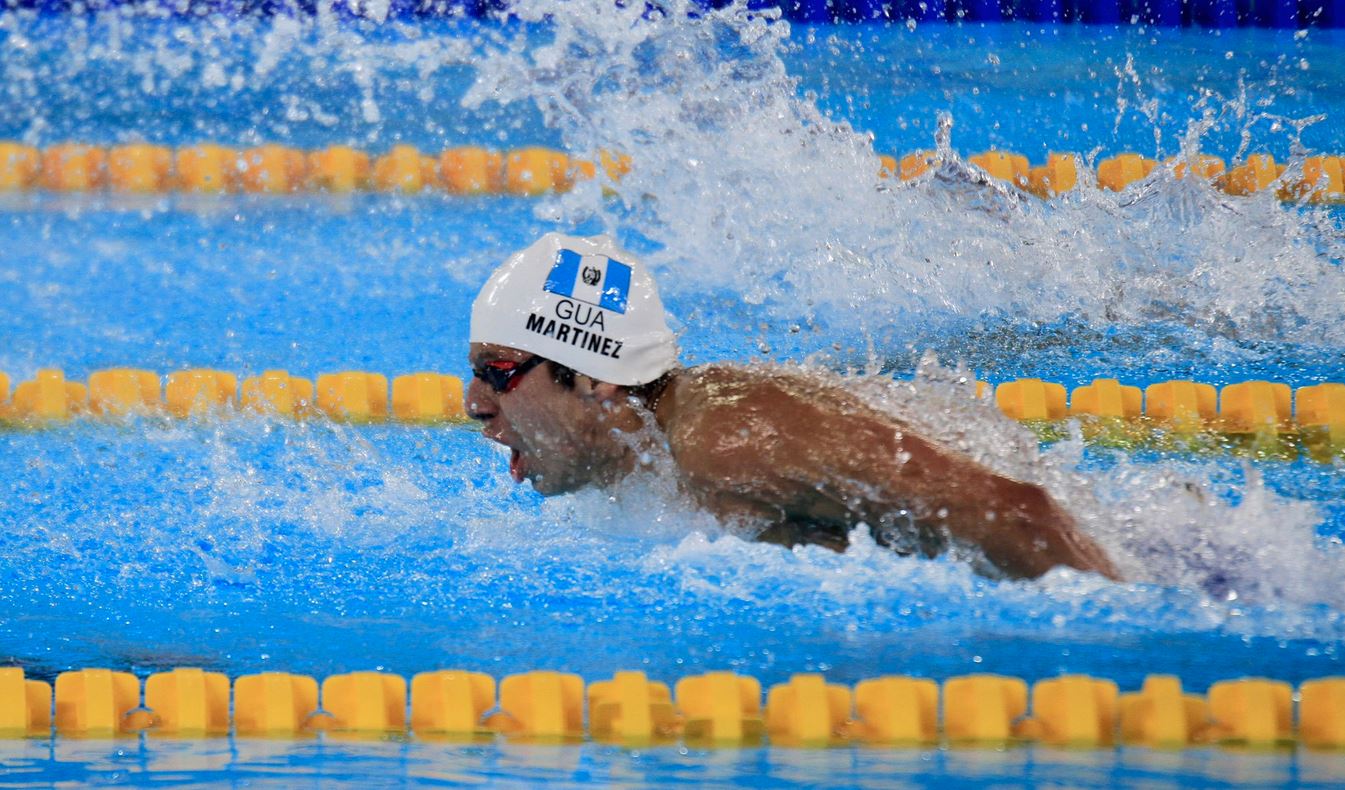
{"left": 1, "top": 737, "right": 1341, "bottom": 788}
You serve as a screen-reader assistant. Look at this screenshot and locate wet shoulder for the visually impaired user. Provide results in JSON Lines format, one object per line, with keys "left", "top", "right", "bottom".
{"left": 660, "top": 365, "right": 845, "bottom": 467}
{"left": 667, "top": 364, "right": 809, "bottom": 417}
{"left": 670, "top": 364, "right": 870, "bottom": 410}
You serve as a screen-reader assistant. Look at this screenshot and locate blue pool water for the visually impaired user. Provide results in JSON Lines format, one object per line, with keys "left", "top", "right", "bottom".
{"left": 2, "top": 3, "right": 1345, "bottom": 785}
{"left": 4, "top": 736, "right": 1345, "bottom": 786}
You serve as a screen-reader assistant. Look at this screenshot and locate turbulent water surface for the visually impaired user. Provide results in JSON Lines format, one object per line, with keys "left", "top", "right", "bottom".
{"left": 0, "top": 3, "right": 1344, "bottom": 784}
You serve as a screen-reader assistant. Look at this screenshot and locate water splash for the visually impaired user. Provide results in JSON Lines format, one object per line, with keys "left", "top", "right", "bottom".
{"left": 460, "top": 3, "right": 1345, "bottom": 616}
{"left": 2, "top": 3, "right": 1345, "bottom": 679}
{"left": 2, "top": 6, "right": 1339, "bottom": 364}
{"left": 458, "top": 1, "right": 1345, "bottom": 361}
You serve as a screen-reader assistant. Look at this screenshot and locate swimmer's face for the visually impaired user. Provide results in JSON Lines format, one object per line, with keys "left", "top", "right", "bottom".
{"left": 466, "top": 342, "right": 626, "bottom": 496}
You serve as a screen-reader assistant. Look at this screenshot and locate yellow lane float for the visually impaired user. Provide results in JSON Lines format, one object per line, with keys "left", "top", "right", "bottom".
{"left": 2, "top": 140, "right": 1341, "bottom": 202}
{"left": 0, "top": 667, "right": 1341, "bottom": 750}
{"left": 3, "top": 366, "right": 1343, "bottom": 460}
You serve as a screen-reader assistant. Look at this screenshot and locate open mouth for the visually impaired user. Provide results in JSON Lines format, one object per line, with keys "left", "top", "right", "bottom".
{"left": 509, "top": 448, "right": 525, "bottom": 483}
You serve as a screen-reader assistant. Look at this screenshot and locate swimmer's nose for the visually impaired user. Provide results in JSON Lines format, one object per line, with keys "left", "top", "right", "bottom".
{"left": 465, "top": 377, "right": 497, "bottom": 422}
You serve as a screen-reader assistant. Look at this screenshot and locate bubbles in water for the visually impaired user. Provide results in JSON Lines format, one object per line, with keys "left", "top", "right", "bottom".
{"left": 454, "top": 2, "right": 1345, "bottom": 362}
{"left": 2, "top": 3, "right": 1344, "bottom": 677}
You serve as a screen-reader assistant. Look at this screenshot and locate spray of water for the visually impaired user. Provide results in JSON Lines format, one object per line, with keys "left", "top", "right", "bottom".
{"left": 2, "top": 3, "right": 1344, "bottom": 662}
{"left": 459, "top": 1, "right": 1345, "bottom": 354}
{"left": 456, "top": 1, "right": 1345, "bottom": 609}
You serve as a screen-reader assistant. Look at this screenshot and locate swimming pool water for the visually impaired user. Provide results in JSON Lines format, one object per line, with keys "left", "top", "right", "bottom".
{"left": 2, "top": 4, "right": 1344, "bottom": 785}
{"left": 5, "top": 735, "right": 1344, "bottom": 786}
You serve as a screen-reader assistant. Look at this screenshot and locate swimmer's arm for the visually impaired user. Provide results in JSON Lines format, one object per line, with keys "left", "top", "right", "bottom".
{"left": 817, "top": 422, "right": 1120, "bottom": 579}
{"left": 672, "top": 386, "right": 1121, "bottom": 580}
{"left": 820, "top": 422, "right": 1120, "bottom": 580}
{"left": 858, "top": 440, "right": 1123, "bottom": 581}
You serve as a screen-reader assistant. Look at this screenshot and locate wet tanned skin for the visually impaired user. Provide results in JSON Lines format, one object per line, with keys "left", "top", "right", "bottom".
{"left": 467, "top": 343, "right": 1122, "bottom": 581}
{"left": 657, "top": 367, "right": 1121, "bottom": 581}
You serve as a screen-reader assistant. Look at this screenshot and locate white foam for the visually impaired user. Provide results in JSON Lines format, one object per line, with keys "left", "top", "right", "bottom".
{"left": 2, "top": 4, "right": 1342, "bottom": 643}
{"left": 460, "top": 1, "right": 1345, "bottom": 353}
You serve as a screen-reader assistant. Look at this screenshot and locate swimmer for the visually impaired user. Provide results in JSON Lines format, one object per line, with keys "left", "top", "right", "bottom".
{"left": 467, "top": 233, "right": 1121, "bottom": 581}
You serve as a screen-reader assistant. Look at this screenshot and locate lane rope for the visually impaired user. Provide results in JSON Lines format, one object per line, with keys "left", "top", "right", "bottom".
{"left": 3, "top": 666, "right": 1342, "bottom": 748}
{"left": 1, "top": 142, "right": 1341, "bottom": 202}
{"left": 2, "top": 368, "right": 1341, "bottom": 461}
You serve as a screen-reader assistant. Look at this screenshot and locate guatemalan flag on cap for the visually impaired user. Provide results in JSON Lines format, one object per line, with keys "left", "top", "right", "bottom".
{"left": 543, "top": 247, "right": 632, "bottom": 315}
{"left": 470, "top": 232, "right": 679, "bottom": 387}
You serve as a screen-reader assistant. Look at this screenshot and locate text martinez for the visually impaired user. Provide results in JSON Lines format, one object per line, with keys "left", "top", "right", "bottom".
{"left": 524, "top": 299, "right": 624, "bottom": 359}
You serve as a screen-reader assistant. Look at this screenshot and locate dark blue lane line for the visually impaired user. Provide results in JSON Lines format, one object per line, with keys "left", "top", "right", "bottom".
{"left": 2, "top": 0, "right": 1343, "bottom": 29}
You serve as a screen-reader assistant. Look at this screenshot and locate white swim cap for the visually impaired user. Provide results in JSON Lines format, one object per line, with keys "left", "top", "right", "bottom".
{"left": 470, "top": 233, "right": 679, "bottom": 386}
